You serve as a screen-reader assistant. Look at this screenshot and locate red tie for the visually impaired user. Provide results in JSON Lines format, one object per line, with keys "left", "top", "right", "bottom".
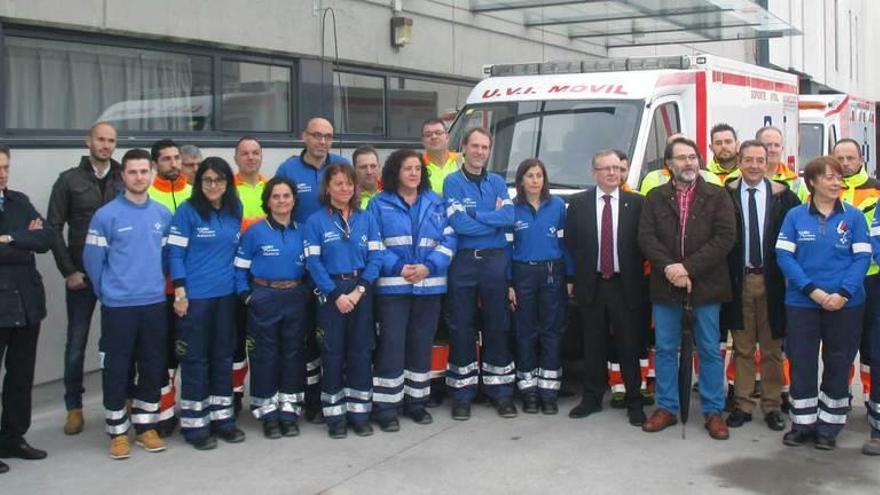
{"left": 600, "top": 194, "right": 614, "bottom": 279}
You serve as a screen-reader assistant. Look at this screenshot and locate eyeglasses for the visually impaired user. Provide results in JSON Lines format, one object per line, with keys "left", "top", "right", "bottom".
{"left": 422, "top": 130, "right": 446, "bottom": 138}
{"left": 672, "top": 154, "right": 700, "bottom": 162}
{"left": 202, "top": 177, "right": 228, "bottom": 187}
{"left": 305, "top": 130, "right": 334, "bottom": 141}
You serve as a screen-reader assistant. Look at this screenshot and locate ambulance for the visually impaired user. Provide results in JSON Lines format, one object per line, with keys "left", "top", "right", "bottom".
{"left": 447, "top": 54, "right": 800, "bottom": 193}
{"left": 798, "top": 94, "right": 877, "bottom": 176}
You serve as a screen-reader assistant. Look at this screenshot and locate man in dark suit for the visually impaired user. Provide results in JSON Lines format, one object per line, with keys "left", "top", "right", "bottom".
{"left": 0, "top": 145, "right": 53, "bottom": 473}
{"left": 565, "top": 149, "right": 648, "bottom": 426}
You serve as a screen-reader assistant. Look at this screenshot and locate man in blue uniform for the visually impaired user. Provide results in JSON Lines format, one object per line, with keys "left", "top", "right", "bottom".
{"left": 443, "top": 127, "right": 516, "bottom": 420}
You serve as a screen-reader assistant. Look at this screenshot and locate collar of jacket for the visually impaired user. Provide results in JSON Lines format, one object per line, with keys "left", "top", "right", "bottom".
{"left": 707, "top": 156, "right": 738, "bottom": 176}
{"left": 423, "top": 151, "right": 458, "bottom": 168}
{"left": 844, "top": 166, "right": 870, "bottom": 189}
{"left": 152, "top": 174, "right": 189, "bottom": 192}
{"left": 772, "top": 162, "right": 797, "bottom": 180}
{"left": 78, "top": 156, "right": 120, "bottom": 175}
{"left": 726, "top": 177, "right": 787, "bottom": 196}
{"left": 808, "top": 198, "right": 845, "bottom": 216}
{"left": 234, "top": 173, "right": 267, "bottom": 187}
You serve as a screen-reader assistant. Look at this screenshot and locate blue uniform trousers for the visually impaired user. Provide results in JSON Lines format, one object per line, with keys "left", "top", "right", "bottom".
{"left": 446, "top": 249, "right": 514, "bottom": 402}
{"left": 512, "top": 261, "right": 566, "bottom": 402}
{"left": 373, "top": 294, "right": 442, "bottom": 419}
{"left": 786, "top": 305, "right": 863, "bottom": 439}
{"left": 100, "top": 302, "right": 167, "bottom": 437}
{"left": 860, "top": 276, "right": 880, "bottom": 438}
{"left": 176, "top": 295, "right": 237, "bottom": 441}
{"left": 318, "top": 278, "right": 374, "bottom": 425}
{"left": 247, "top": 285, "right": 309, "bottom": 422}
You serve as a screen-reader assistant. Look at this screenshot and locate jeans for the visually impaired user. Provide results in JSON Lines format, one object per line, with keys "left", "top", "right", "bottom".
{"left": 63, "top": 285, "right": 98, "bottom": 410}
{"left": 654, "top": 303, "right": 724, "bottom": 415}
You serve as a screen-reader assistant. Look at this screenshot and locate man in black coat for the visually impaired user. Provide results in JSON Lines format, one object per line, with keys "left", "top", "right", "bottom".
{"left": 565, "top": 150, "right": 648, "bottom": 426}
{"left": 720, "top": 140, "right": 800, "bottom": 431}
{"left": 0, "top": 145, "right": 54, "bottom": 473}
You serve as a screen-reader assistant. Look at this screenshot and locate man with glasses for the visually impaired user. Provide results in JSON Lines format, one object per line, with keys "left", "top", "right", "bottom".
{"left": 179, "top": 145, "right": 202, "bottom": 185}
{"left": 638, "top": 137, "right": 736, "bottom": 440}
{"left": 275, "top": 118, "right": 350, "bottom": 423}
{"left": 422, "top": 119, "right": 459, "bottom": 195}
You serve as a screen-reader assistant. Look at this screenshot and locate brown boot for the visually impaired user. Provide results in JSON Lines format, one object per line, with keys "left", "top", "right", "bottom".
{"left": 642, "top": 408, "right": 677, "bottom": 432}
{"left": 64, "top": 409, "right": 84, "bottom": 435}
{"left": 705, "top": 413, "right": 730, "bottom": 440}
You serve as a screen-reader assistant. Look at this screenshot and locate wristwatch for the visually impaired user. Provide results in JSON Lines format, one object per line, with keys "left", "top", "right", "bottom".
{"left": 356, "top": 285, "right": 366, "bottom": 294}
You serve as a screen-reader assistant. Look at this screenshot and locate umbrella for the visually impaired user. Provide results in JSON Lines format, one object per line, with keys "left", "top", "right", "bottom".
{"left": 678, "top": 289, "right": 695, "bottom": 439}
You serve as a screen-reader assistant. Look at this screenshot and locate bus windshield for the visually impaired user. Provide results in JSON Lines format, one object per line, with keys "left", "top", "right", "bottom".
{"left": 448, "top": 100, "right": 642, "bottom": 190}
{"left": 799, "top": 123, "right": 824, "bottom": 165}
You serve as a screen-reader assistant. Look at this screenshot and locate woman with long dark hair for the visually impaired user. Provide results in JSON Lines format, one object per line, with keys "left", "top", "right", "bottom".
{"left": 234, "top": 176, "right": 309, "bottom": 439}
{"left": 367, "top": 150, "right": 455, "bottom": 431}
{"left": 303, "top": 163, "right": 383, "bottom": 439}
{"left": 168, "top": 157, "right": 244, "bottom": 450}
{"left": 508, "top": 158, "right": 572, "bottom": 415}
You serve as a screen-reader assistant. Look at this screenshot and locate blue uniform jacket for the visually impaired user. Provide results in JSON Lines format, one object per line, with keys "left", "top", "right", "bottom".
{"left": 510, "top": 196, "right": 574, "bottom": 277}
{"left": 167, "top": 201, "right": 241, "bottom": 299}
{"left": 274, "top": 151, "right": 350, "bottom": 225}
{"left": 367, "top": 190, "right": 457, "bottom": 295}
{"left": 303, "top": 207, "right": 383, "bottom": 302}
{"left": 776, "top": 200, "right": 871, "bottom": 308}
{"left": 83, "top": 195, "right": 171, "bottom": 308}
{"left": 234, "top": 217, "right": 307, "bottom": 295}
{"left": 443, "top": 169, "right": 514, "bottom": 250}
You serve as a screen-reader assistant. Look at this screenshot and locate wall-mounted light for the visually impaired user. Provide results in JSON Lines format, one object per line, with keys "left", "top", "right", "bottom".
{"left": 391, "top": 16, "right": 413, "bottom": 48}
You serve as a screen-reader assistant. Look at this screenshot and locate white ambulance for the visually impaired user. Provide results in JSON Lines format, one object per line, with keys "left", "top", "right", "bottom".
{"left": 798, "top": 94, "right": 877, "bottom": 176}
{"left": 447, "top": 54, "right": 800, "bottom": 193}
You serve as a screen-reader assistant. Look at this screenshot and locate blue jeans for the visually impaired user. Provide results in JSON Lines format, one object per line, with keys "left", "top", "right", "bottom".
{"left": 63, "top": 285, "right": 98, "bottom": 410}
{"left": 653, "top": 303, "right": 724, "bottom": 415}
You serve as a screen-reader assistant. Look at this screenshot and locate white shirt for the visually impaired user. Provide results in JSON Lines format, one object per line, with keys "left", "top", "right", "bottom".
{"left": 595, "top": 186, "right": 620, "bottom": 273}
{"left": 740, "top": 179, "right": 767, "bottom": 268}
{"left": 92, "top": 163, "right": 110, "bottom": 180}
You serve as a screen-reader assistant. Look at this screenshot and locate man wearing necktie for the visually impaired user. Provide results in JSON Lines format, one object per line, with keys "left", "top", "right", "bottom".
{"left": 565, "top": 150, "right": 648, "bottom": 426}
{"left": 721, "top": 141, "right": 800, "bottom": 431}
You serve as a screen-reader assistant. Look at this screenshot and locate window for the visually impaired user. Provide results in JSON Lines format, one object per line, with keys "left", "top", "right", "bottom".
{"left": 640, "top": 102, "right": 680, "bottom": 184}
{"left": 333, "top": 72, "right": 384, "bottom": 136}
{"left": 221, "top": 60, "right": 291, "bottom": 132}
{"left": 4, "top": 36, "right": 212, "bottom": 131}
{"left": 388, "top": 78, "right": 469, "bottom": 138}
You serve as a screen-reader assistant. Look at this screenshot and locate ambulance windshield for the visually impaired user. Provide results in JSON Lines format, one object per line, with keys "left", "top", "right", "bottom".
{"left": 798, "top": 123, "right": 824, "bottom": 166}
{"left": 448, "top": 100, "right": 641, "bottom": 190}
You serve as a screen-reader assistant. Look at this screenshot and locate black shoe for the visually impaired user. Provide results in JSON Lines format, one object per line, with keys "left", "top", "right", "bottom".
{"left": 764, "top": 411, "right": 785, "bottom": 431}
{"left": 406, "top": 409, "right": 433, "bottom": 425}
{"left": 725, "top": 408, "right": 753, "bottom": 428}
{"left": 451, "top": 401, "right": 471, "bottom": 421}
{"left": 522, "top": 395, "right": 540, "bottom": 414}
{"left": 0, "top": 440, "right": 47, "bottom": 460}
{"left": 262, "top": 419, "right": 282, "bottom": 439}
{"left": 191, "top": 435, "right": 217, "bottom": 450}
{"left": 495, "top": 399, "right": 518, "bottom": 418}
{"left": 724, "top": 388, "right": 736, "bottom": 413}
{"left": 0, "top": 460, "right": 8, "bottom": 474}
{"left": 351, "top": 421, "right": 374, "bottom": 437}
{"left": 215, "top": 427, "right": 246, "bottom": 443}
{"left": 233, "top": 393, "right": 243, "bottom": 418}
{"left": 328, "top": 421, "right": 347, "bottom": 439}
{"left": 782, "top": 429, "right": 814, "bottom": 447}
{"left": 627, "top": 407, "right": 647, "bottom": 427}
{"left": 157, "top": 417, "right": 177, "bottom": 438}
{"left": 610, "top": 392, "right": 626, "bottom": 409}
{"left": 280, "top": 421, "right": 300, "bottom": 437}
{"left": 541, "top": 401, "right": 559, "bottom": 415}
{"left": 377, "top": 417, "right": 400, "bottom": 433}
{"left": 815, "top": 436, "right": 837, "bottom": 451}
{"left": 568, "top": 400, "right": 602, "bottom": 419}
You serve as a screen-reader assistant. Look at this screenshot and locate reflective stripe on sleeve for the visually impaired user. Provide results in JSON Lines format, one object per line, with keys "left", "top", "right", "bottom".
{"left": 384, "top": 235, "right": 413, "bottom": 247}
{"left": 85, "top": 233, "right": 108, "bottom": 247}
{"left": 167, "top": 234, "right": 189, "bottom": 247}
{"left": 234, "top": 257, "right": 252, "bottom": 269}
{"left": 368, "top": 241, "right": 385, "bottom": 251}
{"left": 775, "top": 239, "right": 796, "bottom": 253}
{"left": 853, "top": 242, "right": 872, "bottom": 254}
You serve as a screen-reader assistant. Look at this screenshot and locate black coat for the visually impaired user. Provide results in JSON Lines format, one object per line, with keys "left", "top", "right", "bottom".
{"left": 565, "top": 187, "right": 648, "bottom": 310}
{"left": 46, "top": 157, "right": 122, "bottom": 277}
{"left": 720, "top": 178, "right": 801, "bottom": 338}
{"left": 0, "top": 189, "right": 53, "bottom": 328}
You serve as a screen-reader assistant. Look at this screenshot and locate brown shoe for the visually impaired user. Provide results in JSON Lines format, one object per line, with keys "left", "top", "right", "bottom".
{"left": 642, "top": 408, "right": 678, "bottom": 433}
{"left": 64, "top": 409, "right": 84, "bottom": 435}
{"left": 705, "top": 413, "right": 730, "bottom": 440}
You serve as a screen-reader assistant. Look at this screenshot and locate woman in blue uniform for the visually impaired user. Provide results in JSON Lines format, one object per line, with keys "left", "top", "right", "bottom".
{"left": 508, "top": 158, "right": 572, "bottom": 415}
{"left": 776, "top": 156, "right": 871, "bottom": 450}
{"left": 367, "top": 150, "right": 456, "bottom": 432}
{"left": 303, "top": 163, "right": 383, "bottom": 439}
{"left": 167, "top": 157, "right": 244, "bottom": 450}
{"left": 234, "top": 176, "right": 308, "bottom": 439}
